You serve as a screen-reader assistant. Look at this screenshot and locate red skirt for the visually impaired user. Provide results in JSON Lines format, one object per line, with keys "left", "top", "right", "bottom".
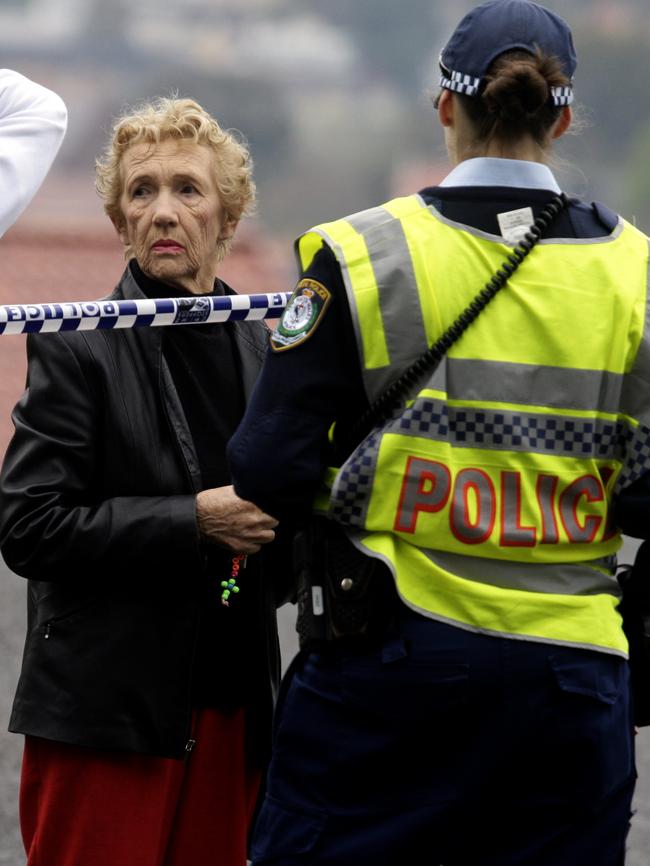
{"left": 20, "top": 707, "right": 262, "bottom": 866}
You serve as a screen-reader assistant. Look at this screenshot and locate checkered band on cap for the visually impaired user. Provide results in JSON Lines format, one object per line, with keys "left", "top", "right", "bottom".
{"left": 550, "top": 85, "right": 573, "bottom": 106}
{"left": 439, "top": 68, "right": 482, "bottom": 97}
{"left": 439, "top": 65, "right": 573, "bottom": 106}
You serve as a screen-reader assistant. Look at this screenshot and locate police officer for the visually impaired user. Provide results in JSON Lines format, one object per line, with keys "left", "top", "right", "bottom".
{"left": 228, "top": 2, "right": 649, "bottom": 863}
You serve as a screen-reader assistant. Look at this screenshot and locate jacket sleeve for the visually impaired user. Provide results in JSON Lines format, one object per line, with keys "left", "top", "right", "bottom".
{"left": 0, "top": 332, "right": 202, "bottom": 581}
{"left": 0, "top": 69, "right": 67, "bottom": 238}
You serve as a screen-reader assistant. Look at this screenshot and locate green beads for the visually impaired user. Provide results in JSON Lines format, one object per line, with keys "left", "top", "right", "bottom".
{"left": 220, "top": 554, "right": 247, "bottom": 606}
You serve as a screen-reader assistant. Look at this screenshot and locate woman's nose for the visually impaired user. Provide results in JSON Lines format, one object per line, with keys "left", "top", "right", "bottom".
{"left": 152, "top": 190, "right": 179, "bottom": 228}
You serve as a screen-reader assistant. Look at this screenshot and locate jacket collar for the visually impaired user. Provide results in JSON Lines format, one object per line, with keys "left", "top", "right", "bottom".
{"left": 108, "top": 260, "right": 266, "bottom": 403}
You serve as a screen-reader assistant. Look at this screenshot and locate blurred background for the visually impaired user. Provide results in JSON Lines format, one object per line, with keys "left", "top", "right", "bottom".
{"left": 0, "top": 0, "right": 649, "bottom": 862}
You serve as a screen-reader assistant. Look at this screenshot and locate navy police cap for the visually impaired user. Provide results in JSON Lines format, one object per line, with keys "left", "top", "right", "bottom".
{"left": 439, "top": 0, "right": 577, "bottom": 106}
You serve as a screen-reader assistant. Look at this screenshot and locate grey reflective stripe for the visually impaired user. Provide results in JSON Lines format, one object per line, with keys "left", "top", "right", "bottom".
{"left": 446, "top": 358, "right": 623, "bottom": 415}
{"left": 344, "top": 205, "right": 396, "bottom": 236}
{"left": 420, "top": 547, "right": 620, "bottom": 597}
{"left": 394, "top": 395, "right": 629, "bottom": 461}
{"left": 334, "top": 199, "right": 430, "bottom": 402}
{"left": 450, "top": 468, "right": 495, "bottom": 543}
{"left": 620, "top": 240, "right": 650, "bottom": 427}
{"left": 429, "top": 359, "right": 446, "bottom": 392}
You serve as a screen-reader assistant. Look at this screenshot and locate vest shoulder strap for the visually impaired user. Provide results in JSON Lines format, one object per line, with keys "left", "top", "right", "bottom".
{"left": 591, "top": 201, "right": 619, "bottom": 234}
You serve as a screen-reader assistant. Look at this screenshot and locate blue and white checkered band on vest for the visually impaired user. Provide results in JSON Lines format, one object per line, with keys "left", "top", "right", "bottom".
{"left": 439, "top": 68, "right": 574, "bottom": 106}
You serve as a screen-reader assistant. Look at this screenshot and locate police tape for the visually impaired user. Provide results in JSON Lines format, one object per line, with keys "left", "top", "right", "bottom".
{"left": 0, "top": 292, "right": 292, "bottom": 335}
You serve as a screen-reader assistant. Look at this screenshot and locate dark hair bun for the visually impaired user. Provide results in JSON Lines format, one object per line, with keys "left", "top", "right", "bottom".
{"left": 483, "top": 59, "right": 550, "bottom": 121}
{"left": 454, "top": 49, "right": 570, "bottom": 145}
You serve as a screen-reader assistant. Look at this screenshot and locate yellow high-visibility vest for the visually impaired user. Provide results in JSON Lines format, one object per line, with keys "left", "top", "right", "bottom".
{"left": 297, "top": 194, "right": 650, "bottom": 656}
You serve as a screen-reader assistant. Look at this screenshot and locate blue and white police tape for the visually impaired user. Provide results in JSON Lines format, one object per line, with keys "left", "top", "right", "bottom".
{"left": 0, "top": 292, "right": 292, "bottom": 335}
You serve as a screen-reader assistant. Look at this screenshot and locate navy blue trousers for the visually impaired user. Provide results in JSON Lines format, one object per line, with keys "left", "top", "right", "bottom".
{"left": 251, "top": 608, "right": 636, "bottom": 866}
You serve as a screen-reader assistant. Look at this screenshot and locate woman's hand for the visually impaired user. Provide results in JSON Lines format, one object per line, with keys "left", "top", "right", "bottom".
{"left": 196, "top": 485, "right": 278, "bottom": 553}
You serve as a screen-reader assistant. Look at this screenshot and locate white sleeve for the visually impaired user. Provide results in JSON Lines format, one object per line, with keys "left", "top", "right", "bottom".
{"left": 0, "top": 69, "right": 68, "bottom": 238}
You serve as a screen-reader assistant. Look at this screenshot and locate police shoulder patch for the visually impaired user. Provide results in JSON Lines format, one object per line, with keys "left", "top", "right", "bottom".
{"left": 271, "top": 278, "right": 332, "bottom": 352}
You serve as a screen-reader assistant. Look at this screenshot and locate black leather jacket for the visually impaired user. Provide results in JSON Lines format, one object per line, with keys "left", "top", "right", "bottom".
{"left": 0, "top": 266, "right": 284, "bottom": 759}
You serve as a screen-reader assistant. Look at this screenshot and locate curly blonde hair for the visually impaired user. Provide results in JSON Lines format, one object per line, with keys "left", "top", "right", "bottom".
{"left": 95, "top": 97, "right": 256, "bottom": 262}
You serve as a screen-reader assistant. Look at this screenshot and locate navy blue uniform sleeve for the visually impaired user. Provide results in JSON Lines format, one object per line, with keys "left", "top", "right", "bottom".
{"left": 228, "top": 247, "right": 366, "bottom": 521}
{"left": 614, "top": 472, "right": 650, "bottom": 540}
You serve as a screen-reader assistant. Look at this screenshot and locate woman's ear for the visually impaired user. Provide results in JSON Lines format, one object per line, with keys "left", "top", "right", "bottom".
{"left": 111, "top": 212, "right": 129, "bottom": 247}
{"left": 110, "top": 213, "right": 134, "bottom": 261}
{"left": 219, "top": 216, "right": 239, "bottom": 242}
{"left": 551, "top": 105, "right": 572, "bottom": 140}
{"left": 438, "top": 89, "right": 455, "bottom": 128}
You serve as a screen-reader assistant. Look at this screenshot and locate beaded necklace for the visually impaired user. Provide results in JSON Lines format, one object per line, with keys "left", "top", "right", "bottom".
{"left": 221, "top": 553, "right": 247, "bottom": 606}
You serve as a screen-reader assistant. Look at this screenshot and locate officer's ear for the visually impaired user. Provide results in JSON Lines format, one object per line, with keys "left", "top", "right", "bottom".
{"left": 437, "top": 89, "right": 455, "bottom": 128}
{"left": 550, "top": 105, "right": 572, "bottom": 140}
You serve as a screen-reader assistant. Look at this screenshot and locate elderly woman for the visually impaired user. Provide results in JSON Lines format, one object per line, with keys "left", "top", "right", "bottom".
{"left": 0, "top": 98, "right": 280, "bottom": 865}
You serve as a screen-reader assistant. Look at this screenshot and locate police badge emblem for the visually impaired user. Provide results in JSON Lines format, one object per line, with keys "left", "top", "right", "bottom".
{"left": 271, "top": 278, "right": 332, "bottom": 351}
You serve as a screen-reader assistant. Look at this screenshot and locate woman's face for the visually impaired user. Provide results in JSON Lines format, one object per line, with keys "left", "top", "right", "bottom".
{"left": 115, "top": 138, "right": 236, "bottom": 294}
